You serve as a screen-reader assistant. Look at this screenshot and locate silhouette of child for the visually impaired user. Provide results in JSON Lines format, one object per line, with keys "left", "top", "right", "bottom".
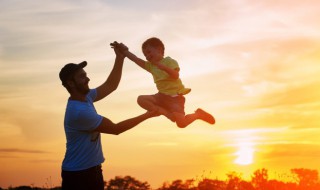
{"left": 111, "top": 38, "right": 215, "bottom": 128}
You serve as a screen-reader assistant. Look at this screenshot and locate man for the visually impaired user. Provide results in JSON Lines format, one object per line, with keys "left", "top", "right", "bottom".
{"left": 59, "top": 44, "right": 158, "bottom": 190}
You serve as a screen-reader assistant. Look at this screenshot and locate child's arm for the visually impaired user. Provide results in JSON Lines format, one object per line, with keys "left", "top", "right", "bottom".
{"left": 155, "top": 62, "right": 179, "bottom": 79}
{"left": 111, "top": 42, "right": 147, "bottom": 70}
{"left": 122, "top": 50, "right": 147, "bottom": 70}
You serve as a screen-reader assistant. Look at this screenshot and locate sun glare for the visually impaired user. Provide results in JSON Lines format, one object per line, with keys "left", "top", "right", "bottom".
{"left": 234, "top": 143, "right": 254, "bottom": 165}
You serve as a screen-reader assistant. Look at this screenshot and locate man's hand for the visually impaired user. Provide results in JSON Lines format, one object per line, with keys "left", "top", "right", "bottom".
{"left": 110, "top": 41, "right": 128, "bottom": 52}
{"left": 110, "top": 41, "right": 125, "bottom": 59}
{"left": 146, "top": 109, "right": 161, "bottom": 118}
{"left": 110, "top": 41, "right": 119, "bottom": 47}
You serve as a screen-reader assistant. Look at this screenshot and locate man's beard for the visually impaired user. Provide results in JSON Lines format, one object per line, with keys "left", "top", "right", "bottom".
{"left": 75, "top": 82, "right": 90, "bottom": 95}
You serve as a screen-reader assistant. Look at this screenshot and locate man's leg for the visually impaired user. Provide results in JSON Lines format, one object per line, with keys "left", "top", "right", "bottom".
{"left": 62, "top": 170, "right": 87, "bottom": 190}
{"left": 61, "top": 166, "right": 104, "bottom": 190}
{"left": 87, "top": 165, "right": 104, "bottom": 190}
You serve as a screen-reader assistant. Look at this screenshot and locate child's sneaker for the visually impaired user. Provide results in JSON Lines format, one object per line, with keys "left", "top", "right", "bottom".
{"left": 195, "top": 108, "right": 215, "bottom": 124}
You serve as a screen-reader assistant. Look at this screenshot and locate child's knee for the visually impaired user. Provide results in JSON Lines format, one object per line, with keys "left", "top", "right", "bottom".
{"left": 173, "top": 113, "right": 186, "bottom": 128}
{"left": 137, "top": 96, "right": 144, "bottom": 105}
{"left": 176, "top": 120, "right": 187, "bottom": 128}
{"left": 137, "top": 95, "right": 147, "bottom": 105}
{"left": 137, "top": 95, "right": 150, "bottom": 102}
{"left": 173, "top": 112, "right": 184, "bottom": 120}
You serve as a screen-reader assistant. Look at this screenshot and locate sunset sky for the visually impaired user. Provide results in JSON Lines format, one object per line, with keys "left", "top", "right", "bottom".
{"left": 1, "top": 0, "right": 320, "bottom": 188}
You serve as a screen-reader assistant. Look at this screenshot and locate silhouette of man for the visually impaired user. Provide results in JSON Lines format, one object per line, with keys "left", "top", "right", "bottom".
{"left": 59, "top": 43, "right": 158, "bottom": 190}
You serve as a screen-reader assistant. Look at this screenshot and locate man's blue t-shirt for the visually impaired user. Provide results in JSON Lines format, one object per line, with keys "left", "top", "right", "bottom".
{"left": 62, "top": 89, "right": 105, "bottom": 171}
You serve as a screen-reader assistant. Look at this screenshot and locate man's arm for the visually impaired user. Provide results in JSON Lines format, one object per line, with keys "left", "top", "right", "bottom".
{"left": 94, "top": 110, "right": 159, "bottom": 135}
{"left": 95, "top": 47, "right": 125, "bottom": 102}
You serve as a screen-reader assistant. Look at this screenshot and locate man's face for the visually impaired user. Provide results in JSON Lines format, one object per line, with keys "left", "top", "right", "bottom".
{"left": 71, "top": 69, "right": 90, "bottom": 95}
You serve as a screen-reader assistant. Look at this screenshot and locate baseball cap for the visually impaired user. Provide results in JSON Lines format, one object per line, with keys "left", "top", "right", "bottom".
{"left": 59, "top": 61, "right": 87, "bottom": 84}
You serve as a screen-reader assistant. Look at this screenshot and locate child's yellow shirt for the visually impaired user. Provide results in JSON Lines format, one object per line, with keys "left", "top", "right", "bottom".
{"left": 145, "top": 56, "right": 191, "bottom": 95}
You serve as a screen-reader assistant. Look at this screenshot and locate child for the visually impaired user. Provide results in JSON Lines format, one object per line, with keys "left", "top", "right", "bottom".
{"left": 111, "top": 38, "right": 215, "bottom": 128}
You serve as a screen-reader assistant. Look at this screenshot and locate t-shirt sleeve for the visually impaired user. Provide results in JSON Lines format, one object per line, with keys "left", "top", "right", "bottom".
{"left": 165, "top": 57, "right": 180, "bottom": 70}
{"left": 144, "top": 61, "right": 152, "bottom": 72}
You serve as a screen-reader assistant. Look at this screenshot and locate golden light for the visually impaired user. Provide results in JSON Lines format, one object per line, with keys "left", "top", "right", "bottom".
{"left": 234, "top": 143, "right": 254, "bottom": 165}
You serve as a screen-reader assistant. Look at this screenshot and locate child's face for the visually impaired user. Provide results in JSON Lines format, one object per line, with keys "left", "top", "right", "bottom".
{"left": 142, "top": 45, "right": 163, "bottom": 63}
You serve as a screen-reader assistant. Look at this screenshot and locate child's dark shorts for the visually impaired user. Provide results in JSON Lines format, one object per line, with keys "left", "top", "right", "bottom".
{"left": 154, "top": 92, "right": 185, "bottom": 115}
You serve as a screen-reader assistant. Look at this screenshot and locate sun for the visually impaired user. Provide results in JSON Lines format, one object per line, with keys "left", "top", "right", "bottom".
{"left": 234, "top": 143, "right": 254, "bottom": 165}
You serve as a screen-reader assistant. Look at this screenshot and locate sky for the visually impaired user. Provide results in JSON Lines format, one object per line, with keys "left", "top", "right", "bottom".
{"left": 1, "top": 0, "right": 320, "bottom": 188}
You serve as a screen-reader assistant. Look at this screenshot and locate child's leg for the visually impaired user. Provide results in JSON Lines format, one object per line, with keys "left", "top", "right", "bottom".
{"left": 173, "top": 112, "right": 197, "bottom": 128}
{"left": 137, "top": 95, "right": 176, "bottom": 121}
{"left": 137, "top": 95, "right": 158, "bottom": 111}
{"left": 174, "top": 108, "right": 215, "bottom": 128}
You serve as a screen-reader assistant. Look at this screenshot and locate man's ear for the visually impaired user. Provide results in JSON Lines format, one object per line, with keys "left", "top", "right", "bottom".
{"left": 66, "top": 80, "right": 75, "bottom": 88}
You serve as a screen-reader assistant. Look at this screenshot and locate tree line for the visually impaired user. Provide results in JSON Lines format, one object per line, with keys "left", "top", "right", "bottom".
{"left": 2, "top": 168, "right": 320, "bottom": 190}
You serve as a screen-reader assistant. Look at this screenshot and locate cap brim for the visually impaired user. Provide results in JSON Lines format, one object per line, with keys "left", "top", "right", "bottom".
{"left": 78, "top": 61, "right": 87, "bottom": 68}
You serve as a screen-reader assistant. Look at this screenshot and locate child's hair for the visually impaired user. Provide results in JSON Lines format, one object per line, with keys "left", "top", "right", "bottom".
{"left": 142, "top": 37, "right": 165, "bottom": 55}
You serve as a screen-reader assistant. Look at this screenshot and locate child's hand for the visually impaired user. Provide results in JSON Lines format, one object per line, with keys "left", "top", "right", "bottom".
{"left": 110, "top": 41, "right": 128, "bottom": 52}
{"left": 154, "top": 62, "right": 180, "bottom": 79}
{"left": 110, "top": 41, "right": 119, "bottom": 48}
